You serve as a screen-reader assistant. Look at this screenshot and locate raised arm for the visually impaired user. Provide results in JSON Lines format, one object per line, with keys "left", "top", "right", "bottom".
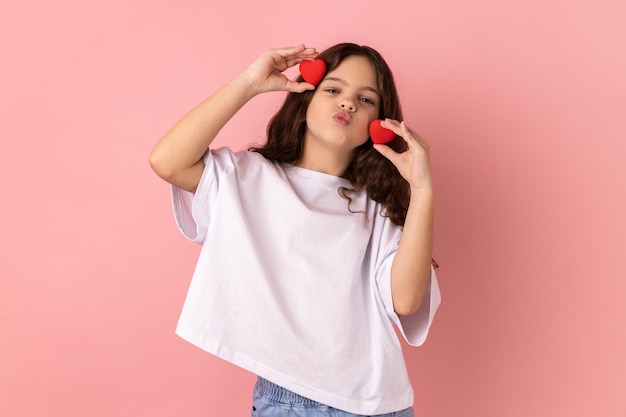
{"left": 373, "top": 119, "right": 434, "bottom": 316}
{"left": 149, "top": 45, "right": 318, "bottom": 192}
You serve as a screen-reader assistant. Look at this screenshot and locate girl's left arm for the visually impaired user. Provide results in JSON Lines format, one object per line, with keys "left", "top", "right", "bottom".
{"left": 374, "top": 119, "right": 434, "bottom": 316}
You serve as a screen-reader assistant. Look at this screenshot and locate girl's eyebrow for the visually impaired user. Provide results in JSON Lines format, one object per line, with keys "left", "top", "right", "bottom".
{"left": 322, "top": 77, "right": 380, "bottom": 96}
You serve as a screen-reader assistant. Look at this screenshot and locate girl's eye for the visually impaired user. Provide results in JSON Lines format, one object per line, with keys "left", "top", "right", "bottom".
{"left": 325, "top": 88, "right": 339, "bottom": 94}
{"left": 360, "top": 97, "right": 375, "bottom": 105}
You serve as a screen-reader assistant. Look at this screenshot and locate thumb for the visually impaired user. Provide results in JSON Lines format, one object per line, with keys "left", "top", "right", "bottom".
{"left": 286, "top": 80, "right": 316, "bottom": 93}
{"left": 373, "top": 143, "right": 399, "bottom": 163}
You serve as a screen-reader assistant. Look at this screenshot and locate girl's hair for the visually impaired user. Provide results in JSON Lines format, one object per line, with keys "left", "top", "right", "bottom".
{"left": 251, "top": 43, "right": 409, "bottom": 226}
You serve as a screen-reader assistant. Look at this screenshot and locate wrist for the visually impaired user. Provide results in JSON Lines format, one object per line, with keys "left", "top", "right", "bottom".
{"left": 233, "top": 72, "right": 262, "bottom": 99}
{"left": 410, "top": 184, "right": 434, "bottom": 197}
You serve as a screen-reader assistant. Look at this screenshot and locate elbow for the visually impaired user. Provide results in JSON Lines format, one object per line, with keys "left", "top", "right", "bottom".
{"left": 393, "top": 285, "right": 428, "bottom": 317}
{"left": 149, "top": 146, "right": 201, "bottom": 192}
{"left": 149, "top": 146, "right": 175, "bottom": 180}
{"left": 391, "top": 265, "right": 432, "bottom": 317}
{"left": 394, "top": 298, "right": 423, "bottom": 317}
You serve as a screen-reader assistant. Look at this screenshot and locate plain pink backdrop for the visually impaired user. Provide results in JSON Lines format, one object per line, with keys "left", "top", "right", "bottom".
{"left": 1, "top": 0, "right": 625, "bottom": 416}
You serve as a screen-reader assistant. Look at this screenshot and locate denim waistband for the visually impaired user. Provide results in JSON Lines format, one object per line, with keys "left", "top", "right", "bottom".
{"left": 255, "top": 377, "right": 325, "bottom": 407}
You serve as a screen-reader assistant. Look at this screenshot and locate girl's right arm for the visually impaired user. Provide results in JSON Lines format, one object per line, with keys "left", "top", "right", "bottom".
{"left": 149, "top": 45, "right": 318, "bottom": 192}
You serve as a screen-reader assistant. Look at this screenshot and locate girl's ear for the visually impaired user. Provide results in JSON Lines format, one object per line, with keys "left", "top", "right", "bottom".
{"left": 300, "top": 59, "right": 327, "bottom": 85}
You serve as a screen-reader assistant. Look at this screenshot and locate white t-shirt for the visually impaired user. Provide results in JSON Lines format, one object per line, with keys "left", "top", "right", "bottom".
{"left": 171, "top": 147, "right": 441, "bottom": 415}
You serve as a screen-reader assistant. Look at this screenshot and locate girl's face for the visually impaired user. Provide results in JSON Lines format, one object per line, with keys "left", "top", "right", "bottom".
{"left": 304, "top": 55, "right": 381, "bottom": 155}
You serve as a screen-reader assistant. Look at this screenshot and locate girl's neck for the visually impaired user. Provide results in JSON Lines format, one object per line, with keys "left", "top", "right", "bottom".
{"left": 296, "top": 143, "right": 354, "bottom": 177}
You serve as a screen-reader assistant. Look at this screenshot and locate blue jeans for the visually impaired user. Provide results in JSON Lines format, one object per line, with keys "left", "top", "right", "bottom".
{"left": 251, "top": 377, "right": 415, "bottom": 417}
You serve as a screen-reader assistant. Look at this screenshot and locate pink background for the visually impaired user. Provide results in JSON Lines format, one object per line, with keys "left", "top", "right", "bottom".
{"left": 1, "top": 0, "right": 625, "bottom": 416}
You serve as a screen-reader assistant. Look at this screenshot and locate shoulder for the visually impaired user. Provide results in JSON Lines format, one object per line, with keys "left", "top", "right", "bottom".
{"left": 207, "top": 147, "right": 273, "bottom": 171}
{"left": 209, "top": 147, "right": 264, "bottom": 163}
{"left": 206, "top": 147, "right": 285, "bottom": 184}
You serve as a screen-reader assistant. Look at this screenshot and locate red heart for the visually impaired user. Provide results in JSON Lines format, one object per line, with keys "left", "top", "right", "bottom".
{"left": 299, "top": 59, "right": 326, "bottom": 85}
{"left": 369, "top": 119, "right": 396, "bottom": 144}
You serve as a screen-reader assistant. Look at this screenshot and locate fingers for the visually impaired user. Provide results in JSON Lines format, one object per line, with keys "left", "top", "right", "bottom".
{"left": 267, "top": 45, "right": 319, "bottom": 92}
{"left": 275, "top": 44, "right": 316, "bottom": 57}
{"left": 246, "top": 45, "right": 318, "bottom": 94}
{"left": 288, "top": 46, "right": 319, "bottom": 92}
{"left": 285, "top": 80, "right": 316, "bottom": 93}
{"left": 373, "top": 143, "right": 400, "bottom": 162}
{"left": 274, "top": 44, "right": 318, "bottom": 68}
{"left": 374, "top": 120, "right": 433, "bottom": 189}
{"left": 380, "top": 119, "right": 430, "bottom": 152}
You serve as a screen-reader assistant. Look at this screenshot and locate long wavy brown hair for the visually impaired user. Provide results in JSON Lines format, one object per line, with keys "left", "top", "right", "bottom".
{"left": 251, "top": 43, "right": 409, "bottom": 227}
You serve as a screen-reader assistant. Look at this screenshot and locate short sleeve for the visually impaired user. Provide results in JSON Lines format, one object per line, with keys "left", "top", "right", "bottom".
{"left": 377, "top": 258, "right": 441, "bottom": 346}
{"left": 170, "top": 148, "right": 228, "bottom": 243}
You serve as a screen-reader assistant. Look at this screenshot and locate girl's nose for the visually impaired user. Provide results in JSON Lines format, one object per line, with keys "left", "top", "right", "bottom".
{"left": 340, "top": 100, "right": 356, "bottom": 112}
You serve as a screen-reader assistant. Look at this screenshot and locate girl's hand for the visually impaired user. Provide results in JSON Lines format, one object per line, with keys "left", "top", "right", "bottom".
{"left": 241, "top": 45, "right": 319, "bottom": 95}
{"left": 373, "top": 119, "right": 433, "bottom": 192}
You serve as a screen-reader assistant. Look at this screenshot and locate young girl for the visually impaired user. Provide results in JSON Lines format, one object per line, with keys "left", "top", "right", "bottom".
{"left": 150, "top": 43, "right": 441, "bottom": 417}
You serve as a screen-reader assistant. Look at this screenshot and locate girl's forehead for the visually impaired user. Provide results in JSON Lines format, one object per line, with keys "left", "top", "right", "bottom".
{"left": 324, "top": 56, "right": 378, "bottom": 89}
{"left": 329, "top": 55, "right": 375, "bottom": 74}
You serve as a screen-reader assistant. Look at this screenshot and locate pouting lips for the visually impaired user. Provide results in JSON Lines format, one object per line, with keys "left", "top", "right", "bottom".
{"left": 333, "top": 112, "right": 351, "bottom": 126}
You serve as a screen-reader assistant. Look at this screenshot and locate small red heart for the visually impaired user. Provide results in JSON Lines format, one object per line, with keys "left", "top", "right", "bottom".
{"left": 299, "top": 59, "right": 326, "bottom": 85}
{"left": 369, "top": 119, "right": 396, "bottom": 144}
